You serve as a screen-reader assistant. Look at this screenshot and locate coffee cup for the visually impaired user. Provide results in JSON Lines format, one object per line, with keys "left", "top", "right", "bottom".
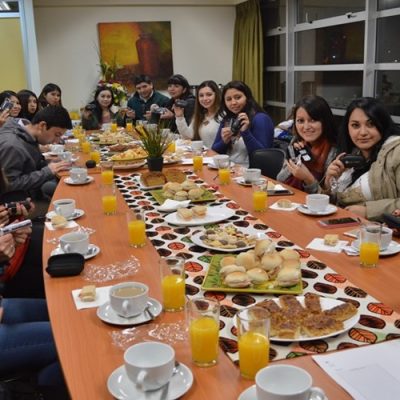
{"left": 109, "top": 281, "right": 148, "bottom": 318}
{"left": 53, "top": 199, "right": 76, "bottom": 218}
{"left": 70, "top": 167, "right": 88, "bottom": 183}
{"left": 124, "top": 342, "right": 175, "bottom": 391}
{"left": 50, "top": 144, "right": 64, "bottom": 154}
{"left": 213, "top": 154, "right": 230, "bottom": 169}
{"left": 255, "top": 365, "right": 326, "bottom": 400}
{"left": 380, "top": 226, "right": 393, "bottom": 250}
{"left": 191, "top": 140, "right": 203, "bottom": 152}
{"left": 59, "top": 231, "right": 89, "bottom": 255}
{"left": 243, "top": 168, "right": 261, "bottom": 183}
{"left": 59, "top": 151, "right": 72, "bottom": 162}
{"left": 305, "top": 194, "right": 329, "bottom": 213}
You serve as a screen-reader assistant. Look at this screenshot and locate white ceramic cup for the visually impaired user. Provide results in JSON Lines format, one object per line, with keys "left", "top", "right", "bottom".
{"left": 191, "top": 140, "right": 203, "bottom": 152}
{"left": 53, "top": 199, "right": 76, "bottom": 218}
{"left": 59, "top": 231, "right": 89, "bottom": 255}
{"left": 255, "top": 365, "right": 326, "bottom": 400}
{"left": 59, "top": 151, "right": 72, "bottom": 162}
{"left": 243, "top": 168, "right": 262, "bottom": 183}
{"left": 109, "top": 282, "right": 149, "bottom": 318}
{"left": 124, "top": 341, "right": 175, "bottom": 391}
{"left": 213, "top": 154, "right": 230, "bottom": 169}
{"left": 50, "top": 144, "right": 64, "bottom": 154}
{"left": 305, "top": 194, "right": 329, "bottom": 213}
{"left": 380, "top": 226, "right": 393, "bottom": 250}
{"left": 70, "top": 167, "right": 88, "bottom": 183}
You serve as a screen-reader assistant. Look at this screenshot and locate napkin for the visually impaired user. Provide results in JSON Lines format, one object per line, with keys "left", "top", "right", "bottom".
{"left": 306, "top": 238, "right": 348, "bottom": 253}
{"left": 71, "top": 285, "right": 111, "bottom": 310}
{"left": 156, "top": 199, "right": 191, "bottom": 212}
{"left": 270, "top": 201, "right": 300, "bottom": 212}
{"left": 45, "top": 220, "right": 79, "bottom": 231}
{"left": 270, "top": 184, "right": 287, "bottom": 191}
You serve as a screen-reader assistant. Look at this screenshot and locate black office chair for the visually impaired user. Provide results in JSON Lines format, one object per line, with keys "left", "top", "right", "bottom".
{"left": 249, "top": 148, "right": 286, "bottom": 179}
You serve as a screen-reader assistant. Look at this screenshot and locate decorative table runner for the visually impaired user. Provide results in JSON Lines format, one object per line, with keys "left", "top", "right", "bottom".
{"left": 114, "top": 172, "right": 400, "bottom": 364}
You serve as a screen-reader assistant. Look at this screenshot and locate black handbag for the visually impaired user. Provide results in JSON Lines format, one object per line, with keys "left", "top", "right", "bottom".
{"left": 46, "top": 253, "right": 85, "bottom": 277}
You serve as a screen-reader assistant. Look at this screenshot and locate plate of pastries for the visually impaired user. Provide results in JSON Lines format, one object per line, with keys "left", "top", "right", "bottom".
{"left": 165, "top": 205, "right": 235, "bottom": 226}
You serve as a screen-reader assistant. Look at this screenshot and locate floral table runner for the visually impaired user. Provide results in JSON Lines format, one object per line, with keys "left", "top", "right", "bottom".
{"left": 114, "top": 172, "right": 400, "bottom": 364}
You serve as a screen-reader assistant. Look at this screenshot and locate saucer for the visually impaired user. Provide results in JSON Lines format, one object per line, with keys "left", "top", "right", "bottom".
{"left": 351, "top": 240, "right": 400, "bottom": 256}
{"left": 51, "top": 244, "right": 100, "bottom": 260}
{"left": 46, "top": 209, "right": 85, "bottom": 221}
{"left": 233, "top": 176, "right": 253, "bottom": 187}
{"left": 297, "top": 204, "right": 337, "bottom": 216}
{"left": 107, "top": 362, "right": 193, "bottom": 400}
{"left": 97, "top": 297, "right": 162, "bottom": 326}
{"left": 64, "top": 176, "right": 94, "bottom": 186}
{"left": 238, "top": 385, "right": 329, "bottom": 400}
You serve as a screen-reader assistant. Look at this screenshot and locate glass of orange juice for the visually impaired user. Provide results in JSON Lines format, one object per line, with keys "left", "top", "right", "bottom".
{"left": 359, "top": 223, "right": 381, "bottom": 268}
{"left": 125, "top": 118, "right": 133, "bottom": 133}
{"left": 193, "top": 150, "right": 203, "bottom": 173}
{"left": 159, "top": 257, "right": 185, "bottom": 312}
{"left": 100, "top": 161, "right": 114, "bottom": 185}
{"left": 188, "top": 297, "right": 220, "bottom": 367}
{"left": 237, "top": 306, "right": 270, "bottom": 379}
{"left": 213, "top": 155, "right": 231, "bottom": 185}
{"left": 101, "top": 184, "right": 117, "bottom": 215}
{"left": 252, "top": 179, "right": 268, "bottom": 212}
{"left": 127, "top": 209, "right": 146, "bottom": 247}
{"left": 90, "top": 144, "right": 101, "bottom": 165}
{"left": 81, "top": 140, "right": 91, "bottom": 154}
{"left": 111, "top": 119, "right": 118, "bottom": 133}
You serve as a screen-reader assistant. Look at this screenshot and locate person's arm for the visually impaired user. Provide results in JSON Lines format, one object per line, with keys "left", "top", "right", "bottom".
{"left": 81, "top": 110, "right": 100, "bottom": 130}
{"left": 211, "top": 123, "right": 229, "bottom": 154}
{"left": 241, "top": 113, "right": 274, "bottom": 153}
{"left": 175, "top": 117, "right": 194, "bottom": 140}
{"left": 183, "top": 98, "right": 195, "bottom": 125}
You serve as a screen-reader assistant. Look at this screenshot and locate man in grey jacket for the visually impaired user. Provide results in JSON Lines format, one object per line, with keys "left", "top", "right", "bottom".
{"left": 0, "top": 106, "right": 72, "bottom": 202}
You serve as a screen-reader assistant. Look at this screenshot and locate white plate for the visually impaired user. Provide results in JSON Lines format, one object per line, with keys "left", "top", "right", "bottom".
{"left": 165, "top": 205, "right": 235, "bottom": 226}
{"left": 191, "top": 226, "right": 266, "bottom": 253}
{"left": 46, "top": 209, "right": 85, "bottom": 221}
{"left": 351, "top": 240, "right": 400, "bottom": 256}
{"left": 134, "top": 175, "right": 164, "bottom": 190}
{"left": 232, "top": 296, "right": 359, "bottom": 343}
{"left": 64, "top": 176, "right": 94, "bottom": 186}
{"left": 112, "top": 160, "right": 146, "bottom": 170}
{"left": 297, "top": 204, "right": 337, "bottom": 216}
{"left": 107, "top": 362, "right": 193, "bottom": 400}
{"left": 238, "top": 385, "right": 328, "bottom": 400}
{"left": 97, "top": 298, "right": 162, "bottom": 326}
{"left": 233, "top": 176, "right": 253, "bottom": 187}
{"left": 51, "top": 243, "right": 100, "bottom": 260}
{"left": 207, "top": 160, "right": 234, "bottom": 169}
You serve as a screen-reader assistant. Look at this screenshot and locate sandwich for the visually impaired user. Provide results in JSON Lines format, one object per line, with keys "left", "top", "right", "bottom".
{"left": 246, "top": 268, "right": 269, "bottom": 284}
{"left": 220, "top": 256, "right": 237, "bottom": 267}
{"left": 276, "top": 267, "right": 301, "bottom": 287}
{"left": 223, "top": 271, "right": 251, "bottom": 288}
{"left": 174, "top": 191, "right": 189, "bottom": 201}
{"left": 192, "top": 205, "right": 207, "bottom": 217}
{"left": 177, "top": 208, "right": 193, "bottom": 220}
{"left": 235, "top": 251, "right": 257, "bottom": 270}
{"left": 278, "top": 248, "right": 300, "bottom": 261}
{"left": 79, "top": 285, "right": 96, "bottom": 302}
{"left": 277, "top": 199, "right": 293, "bottom": 208}
{"left": 254, "top": 238, "right": 275, "bottom": 257}
{"left": 219, "top": 264, "right": 246, "bottom": 278}
{"left": 260, "top": 252, "right": 282, "bottom": 279}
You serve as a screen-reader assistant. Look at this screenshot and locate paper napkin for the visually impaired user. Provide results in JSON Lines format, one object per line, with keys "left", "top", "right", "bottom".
{"left": 45, "top": 220, "right": 79, "bottom": 231}
{"left": 156, "top": 199, "right": 191, "bottom": 212}
{"left": 270, "top": 201, "right": 300, "bottom": 212}
{"left": 306, "top": 238, "right": 348, "bottom": 253}
{"left": 71, "top": 285, "right": 111, "bottom": 310}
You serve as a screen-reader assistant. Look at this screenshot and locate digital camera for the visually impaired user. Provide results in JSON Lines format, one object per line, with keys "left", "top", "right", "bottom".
{"left": 0, "top": 98, "right": 13, "bottom": 112}
{"left": 340, "top": 154, "right": 365, "bottom": 168}
{"left": 174, "top": 99, "right": 188, "bottom": 108}
{"left": 230, "top": 118, "right": 243, "bottom": 136}
{"left": 2, "top": 200, "right": 32, "bottom": 216}
{"left": 84, "top": 104, "right": 96, "bottom": 111}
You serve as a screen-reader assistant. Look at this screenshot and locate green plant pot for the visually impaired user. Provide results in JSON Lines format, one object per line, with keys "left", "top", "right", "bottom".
{"left": 147, "top": 156, "right": 164, "bottom": 172}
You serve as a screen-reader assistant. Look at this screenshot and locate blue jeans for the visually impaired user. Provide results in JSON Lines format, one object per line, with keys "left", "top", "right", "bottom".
{"left": 0, "top": 298, "right": 64, "bottom": 386}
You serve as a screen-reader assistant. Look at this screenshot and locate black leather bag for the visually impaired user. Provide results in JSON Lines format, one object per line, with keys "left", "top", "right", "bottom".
{"left": 46, "top": 253, "right": 85, "bottom": 277}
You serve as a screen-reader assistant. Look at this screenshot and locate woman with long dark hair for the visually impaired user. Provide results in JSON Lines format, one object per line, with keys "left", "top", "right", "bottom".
{"left": 17, "top": 90, "right": 39, "bottom": 121}
{"left": 38, "top": 83, "right": 62, "bottom": 108}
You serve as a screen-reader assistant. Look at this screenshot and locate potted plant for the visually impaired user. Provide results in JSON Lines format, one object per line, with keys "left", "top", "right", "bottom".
{"left": 135, "top": 123, "right": 172, "bottom": 171}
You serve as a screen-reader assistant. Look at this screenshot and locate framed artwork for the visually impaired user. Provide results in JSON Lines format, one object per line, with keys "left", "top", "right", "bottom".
{"left": 98, "top": 21, "right": 173, "bottom": 92}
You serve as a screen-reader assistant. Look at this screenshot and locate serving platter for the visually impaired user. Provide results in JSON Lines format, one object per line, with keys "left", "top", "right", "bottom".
{"left": 201, "top": 254, "right": 303, "bottom": 294}
{"left": 150, "top": 189, "right": 216, "bottom": 205}
{"left": 111, "top": 160, "right": 146, "bottom": 170}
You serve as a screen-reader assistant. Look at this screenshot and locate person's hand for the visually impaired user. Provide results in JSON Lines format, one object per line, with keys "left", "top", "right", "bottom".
{"left": 12, "top": 225, "right": 32, "bottom": 246}
{"left": 0, "top": 206, "right": 9, "bottom": 225}
{"left": 221, "top": 126, "right": 234, "bottom": 144}
{"left": 293, "top": 140, "right": 306, "bottom": 151}
{"left": 324, "top": 152, "right": 346, "bottom": 188}
{"left": 0, "top": 233, "right": 16, "bottom": 260}
{"left": 174, "top": 106, "right": 184, "bottom": 118}
{"left": 48, "top": 160, "right": 72, "bottom": 175}
{"left": 238, "top": 112, "right": 250, "bottom": 132}
{"left": 126, "top": 108, "right": 135, "bottom": 119}
{"left": 285, "top": 159, "right": 316, "bottom": 186}
{"left": 160, "top": 109, "right": 174, "bottom": 120}
{"left": 81, "top": 109, "right": 92, "bottom": 119}
{"left": 345, "top": 205, "right": 366, "bottom": 218}
{"left": 0, "top": 109, "right": 10, "bottom": 127}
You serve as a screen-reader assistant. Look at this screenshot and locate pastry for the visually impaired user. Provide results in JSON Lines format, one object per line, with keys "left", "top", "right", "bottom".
{"left": 219, "top": 264, "right": 246, "bottom": 278}
{"left": 141, "top": 171, "right": 166, "bottom": 187}
{"left": 79, "top": 285, "right": 96, "bottom": 302}
{"left": 51, "top": 214, "right": 67, "bottom": 228}
{"left": 323, "top": 302, "right": 358, "bottom": 321}
{"left": 164, "top": 168, "right": 186, "bottom": 183}
{"left": 304, "top": 293, "right": 322, "bottom": 314}
{"left": 181, "top": 180, "right": 197, "bottom": 191}
{"left": 223, "top": 271, "right": 251, "bottom": 288}
{"left": 302, "top": 314, "right": 343, "bottom": 337}
{"left": 220, "top": 256, "right": 237, "bottom": 267}
{"left": 246, "top": 267, "right": 269, "bottom": 284}
{"left": 276, "top": 267, "right": 301, "bottom": 287}
{"left": 167, "top": 182, "right": 183, "bottom": 193}
{"left": 279, "top": 249, "right": 300, "bottom": 261}
{"left": 277, "top": 199, "right": 293, "bottom": 208}
{"left": 192, "top": 205, "right": 207, "bottom": 217}
{"left": 174, "top": 191, "right": 189, "bottom": 201}
{"left": 177, "top": 208, "right": 193, "bottom": 220}
{"left": 324, "top": 234, "right": 339, "bottom": 246}
{"left": 188, "top": 188, "right": 204, "bottom": 200}
{"left": 236, "top": 251, "right": 257, "bottom": 270}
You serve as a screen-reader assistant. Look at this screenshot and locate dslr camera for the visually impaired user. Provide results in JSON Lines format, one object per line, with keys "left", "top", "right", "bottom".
{"left": 174, "top": 99, "right": 188, "bottom": 108}
{"left": 0, "top": 97, "right": 13, "bottom": 112}
{"left": 84, "top": 104, "right": 96, "bottom": 111}
{"left": 2, "top": 200, "right": 32, "bottom": 216}
{"left": 340, "top": 154, "right": 365, "bottom": 168}
{"left": 230, "top": 118, "right": 243, "bottom": 136}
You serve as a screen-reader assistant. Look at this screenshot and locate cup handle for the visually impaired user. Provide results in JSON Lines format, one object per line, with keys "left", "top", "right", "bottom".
{"left": 309, "top": 386, "right": 326, "bottom": 400}
{"left": 63, "top": 244, "right": 71, "bottom": 253}
{"left": 122, "top": 300, "right": 130, "bottom": 316}
{"left": 55, "top": 206, "right": 61, "bottom": 216}
{"left": 136, "top": 370, "right": 148, "bottom": 390}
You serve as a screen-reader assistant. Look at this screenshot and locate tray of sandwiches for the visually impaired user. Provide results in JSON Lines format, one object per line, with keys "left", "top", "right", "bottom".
{"left": 201, "top": 238, "right": 303, "bottom": 292}
{"left": 232, "top": 294, "right": 359, "bottom": 342}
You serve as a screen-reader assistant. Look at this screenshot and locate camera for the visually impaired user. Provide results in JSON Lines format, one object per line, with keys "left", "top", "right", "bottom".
{"left": 174, "top": 99, "right": 188, "bottom": 108}
{"left": 340, "top": 155, "right": 365, "bottom": 168}
{"left": 0, "top": 98, "right": 13, "bottom": 112}
{"left": 230, "top": 118, "right": 243, "bottom": 136}
{"left": 84, "top": 104, "right": 96, "bottom": 111}
{"left": 2, "top": 200, "right": 32, "bottom": 216}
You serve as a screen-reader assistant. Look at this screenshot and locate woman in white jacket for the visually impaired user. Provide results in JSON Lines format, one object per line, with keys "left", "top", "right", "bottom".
{"left": 175, "top": 80, "right": 221, "bottom": 149}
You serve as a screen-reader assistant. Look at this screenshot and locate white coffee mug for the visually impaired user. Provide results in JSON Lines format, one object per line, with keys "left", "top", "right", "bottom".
{"left": 380, "top": 226, "right": 393, "bottom": 250}
{"left": 244, "top": 168, "right": 261, "bottom": 183}
{"left": 213, "top": 154, "right": 230, "bottom": 169}
{"left": 124, "top": 341, "right": 175, "bottom": 391}
{"left": 306, "top": 194, "right": 329, "bottom": 213}
{"left": 59, "top": 151, "right": 72, "bottom": 162}
{"left": 70, "top": 167, "right": 88, "bottom": 183}
{"left": 191, "top": 140, "right": 203, "bottom": 152}
{"left": 53, "top": 199, "right": 76, "bottom": 218}
{"left": 50, "top": 144, "right": 64, "bottom": 154}
{"left": 59, "top": 231, "right": 89, "bottom": 255}
{"left": 256, "top": 365, "right": 326, "bottom": 400}
{"left": 109, "top": 282, "right": 148, "bottom": 318}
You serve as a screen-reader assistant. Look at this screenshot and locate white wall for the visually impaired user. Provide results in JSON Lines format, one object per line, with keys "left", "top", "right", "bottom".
{"left": 33, "top": 4, "right": 235, "bottom": 110}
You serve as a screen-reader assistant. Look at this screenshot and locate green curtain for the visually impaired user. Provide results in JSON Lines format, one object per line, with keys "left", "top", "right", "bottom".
{"left": 232, "top": 0, "right": 264, "bottom": 105}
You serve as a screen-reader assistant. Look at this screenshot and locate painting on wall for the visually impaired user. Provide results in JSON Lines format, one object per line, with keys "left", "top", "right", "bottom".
{"left": 98, "top": 21, "right": 173, "bottom": 93}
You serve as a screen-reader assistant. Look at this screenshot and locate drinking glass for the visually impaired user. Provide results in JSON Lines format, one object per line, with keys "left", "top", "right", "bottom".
{"left": 359, "top": 223, "right": 381, "bottom": 268}
{"left": 101, "top": 184, "right": 117, "bottom": 215}
{"left": 127, "top": 209, "right": 146, "bottom": 247}
{"left": 100, "top": 161, "right": 114, "bottom": 185}
{"left": 237, "top": 306, "right": 270, "bottom": 379}
{"left": 192, "top": 150, "right": 203, "bottom": 173}
{"left": 111, "top": 119, "right": 118, "bottom": 133}
{"left": 90, "top": 144, "right": 101, "bottom": 165}
{"left": 125, "top": 118, "right": 133, "bottom": 133}
{"left": 81, "top": 140, "right": 91, "bottom": 154}
{"left": 187, "top": 297, "right": 220, "bottom": 367}
{"left": 214, "top": 155, "right": 230, "bottom": 185}
{"left": 159, "top": 257, "right": 185, "bottom": 312}
{"left": 252, "top": 179, "right": 268, "bottom": 212}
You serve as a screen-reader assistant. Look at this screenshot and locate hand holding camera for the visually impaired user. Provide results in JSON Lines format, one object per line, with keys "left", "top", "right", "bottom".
{"left": 174, "top": 99, "right": 188, "bottom": 109}
{"left": 339, "top": 154, "right": 365, "bottom": 169}
{"left": 0, "top": 98, "right": 13, "bottom": 113}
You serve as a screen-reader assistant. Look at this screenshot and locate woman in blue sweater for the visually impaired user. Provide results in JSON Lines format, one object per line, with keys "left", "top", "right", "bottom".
{"left": 212, "top": 81, "right": 274, "bottom": 166}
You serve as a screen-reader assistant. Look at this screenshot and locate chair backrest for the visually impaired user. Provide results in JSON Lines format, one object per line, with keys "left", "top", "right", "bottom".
{"left": 248, "top": 148, "right": 286, "bottom": 179}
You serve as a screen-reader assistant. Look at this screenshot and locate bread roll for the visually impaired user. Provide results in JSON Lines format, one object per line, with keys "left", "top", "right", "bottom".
{"left": 223, "top": 271, "right": 251, "bottom": 288}
{"left": 220, "top": 256, "right": 237, "bottom": 267}
{"left": 188, "top": 188, "right": 204, "bottom": 200}
{"left": 260, "top": 252, "right": 282, "bottom": 279}
{"left": 254, "top": 238, "right": 275, "bottom": 257}
{"left": 168, "top": 182, "right": 182, "bottom": 193}
{"left": 281, "top": 259, "right": 301, "bottom": 270}
{"left": 174, "top": 191, "right": 188, "bottom": 201}
{"left": 192, "top": 205, "right": 207, "bottom": 217}
{"left": 220, "top": 264, "right": 246, "bottom": 278}
{"left": 236, "top": 251, "right": 257, "bottom": 270}
{"left": 181, "top": 180, "right": 197, "bottom": 191}
{"left": 276, "top": 267, "right": 301, "bottom": 287}
{"left": 279, "top": 249, "right": 300, "bottom": 261}
{"left": 246, "top": 268, "right": 269, "bottom": 284}
{"left": 177, "top": 208, "right": 193, "bottom": 220}
{"left": 51, "top": 214, "right": 67, "bottom": 228}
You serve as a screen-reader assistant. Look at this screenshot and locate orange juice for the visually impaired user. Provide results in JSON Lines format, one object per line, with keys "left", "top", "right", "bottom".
{"left": 101, "top": 170, "right": 114, "bottom": 185}
{"left": 126, "top": 122, "right": 133, "bottom": 133}
{"left": 161, "top": 275, "right": 185, "bottom": 311}
{"left": 193, "top": 155, "right": 203, "bottom": 172}
{"left": 189, "top": 316, "right": 219, "bottom": 366}
{"left": 253, "top": 191, "right": 267, "bottom": 212}
{"left": 360, "top": 242, "right": 380, "bottom": 267}
{"left": 81, "top": 141, "right": 91, "bottom": 153}
{"left": 90, "top": 150, "right": 101, "bottom": 165}
{"left": 102, "top": 195, "right": 117, "bottom": 215}
{"left": 218, "top": 168, "right": 231, "bottom": 185}
{"left": 128, "top": 219, "right": 146, "bottom": 247}
{"left": 167, "top": 141, "right": 176, "bottom": 153}
{"left": 238, "top": 331, "right": 269, "bottom": 379}
{"left": 111, "top": 122, "right": 118, "bottom": 133}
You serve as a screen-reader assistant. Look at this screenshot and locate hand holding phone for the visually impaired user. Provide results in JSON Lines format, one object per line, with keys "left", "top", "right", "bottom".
{"left": 318, "top": 217, "right": 360, "bottom": 229}
{"left": 0, "top": 219, "right": 32, "bottom": 236}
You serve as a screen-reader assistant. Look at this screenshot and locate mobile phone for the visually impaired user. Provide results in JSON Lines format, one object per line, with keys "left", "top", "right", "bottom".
{"left": 0, "top": 219, "right": 32, "bottom": 236}
{"left": 318, "top": 217, "right": 360, "bottom": 229}
{"left": 383, "top": 213, "right": 400, "bottom": 230}
{"left": 0, "top": 98, "right": 13, "bottom": 112}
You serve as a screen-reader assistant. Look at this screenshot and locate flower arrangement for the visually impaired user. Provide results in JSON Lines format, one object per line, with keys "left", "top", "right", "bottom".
{"left": 96, "top": 81, "right": 128, "bottom": 107}
{"left": 135, "top": 123, "right": 172, "bottom": 159}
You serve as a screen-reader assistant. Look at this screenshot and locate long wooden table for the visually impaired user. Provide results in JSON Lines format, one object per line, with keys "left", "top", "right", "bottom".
{"left": 43, "top": 162, "right": 400, "bottom": 400}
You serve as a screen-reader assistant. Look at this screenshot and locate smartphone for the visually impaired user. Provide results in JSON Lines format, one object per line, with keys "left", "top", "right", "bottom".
{"left": 0, "top": 98, "right": 13, "bottom": 112}
{"left": 0, "top": 219, "right": 32, "bottom": 236}
{"left": 318, "top": 217, "right": 360, "bottom": 229}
